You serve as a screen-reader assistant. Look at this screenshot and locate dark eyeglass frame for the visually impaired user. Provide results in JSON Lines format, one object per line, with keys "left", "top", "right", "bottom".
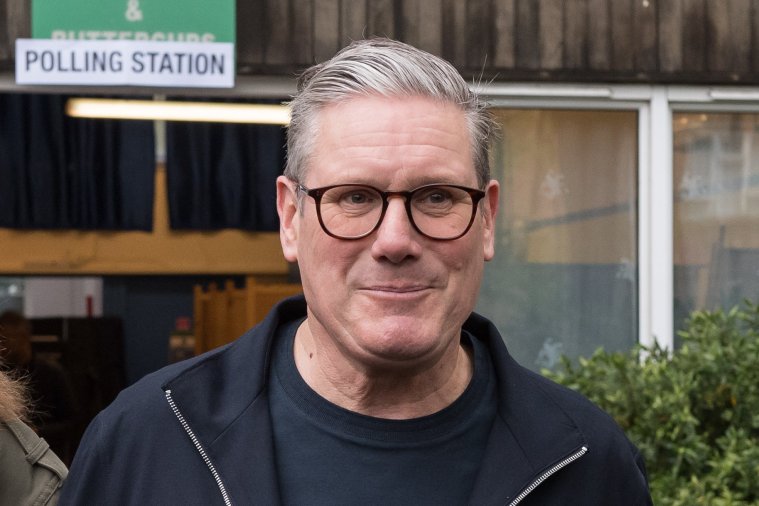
{"left": 296, "top": 182, "right": 486, "bottom": 241}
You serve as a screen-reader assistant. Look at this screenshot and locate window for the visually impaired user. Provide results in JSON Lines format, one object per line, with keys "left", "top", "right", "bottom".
{"left": 475, "top": 85, "right": 759, "bottom": 363}
{"left": 0, "top": 277, "right": 24, "bottom": 313}
{"left": 477, "top": 108, "right": 638, "bottom": 370}
{"left": 673, "top": 112, "right": 759, "bottom": 340}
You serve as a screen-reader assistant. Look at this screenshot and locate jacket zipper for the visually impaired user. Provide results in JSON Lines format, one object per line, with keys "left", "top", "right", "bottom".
{"left": 165, "top": 389, "right": 233, "bottom": 506}
{"left": 507, "top": 446, "right": 588, "bottom": 506}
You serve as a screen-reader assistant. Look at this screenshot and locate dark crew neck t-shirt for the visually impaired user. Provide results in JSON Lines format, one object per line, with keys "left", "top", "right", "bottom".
{"left": 269, "top": 318, "right": 497, "bottom": 505}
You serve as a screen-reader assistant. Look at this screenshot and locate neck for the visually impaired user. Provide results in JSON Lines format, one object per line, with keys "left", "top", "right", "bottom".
{"left": 293, "top": 320, "right": 474, "bottom": 419}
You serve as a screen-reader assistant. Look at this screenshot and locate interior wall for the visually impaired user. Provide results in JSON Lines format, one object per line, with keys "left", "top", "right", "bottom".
{"left": 103, "top": 275, "right": 248, "bottom": 384}
{"left": 24, "top": 277, "right": 102, "bottom": 317}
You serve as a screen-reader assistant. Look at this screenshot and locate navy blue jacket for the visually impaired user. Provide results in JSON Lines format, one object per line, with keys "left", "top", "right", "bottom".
{"left": 60, "top": 296, "right": 651, "bottom": 505}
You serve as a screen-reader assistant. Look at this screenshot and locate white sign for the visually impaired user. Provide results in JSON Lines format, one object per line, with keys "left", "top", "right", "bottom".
{"left": 16, "top": 38, "right": 235, "bottom": 88}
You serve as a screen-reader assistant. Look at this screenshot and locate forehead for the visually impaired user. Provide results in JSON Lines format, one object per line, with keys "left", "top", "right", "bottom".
{"left": 307, "top": 95, "right": 475, "bottom": 187}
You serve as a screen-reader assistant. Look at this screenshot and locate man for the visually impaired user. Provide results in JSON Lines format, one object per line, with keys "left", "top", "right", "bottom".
{"left": 61, "top": 38, "right": 651, "bottom": 504}
{"left": 0, "top": 310, "right": 78, "bottom": 465}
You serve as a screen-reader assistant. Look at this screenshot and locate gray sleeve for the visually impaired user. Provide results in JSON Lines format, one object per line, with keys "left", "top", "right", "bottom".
{"left": 0, "top": 419, "right": 68, "bottom": 505}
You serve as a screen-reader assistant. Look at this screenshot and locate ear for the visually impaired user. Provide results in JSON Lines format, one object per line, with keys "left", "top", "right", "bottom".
{"left": 481, "top": 179, "right": 500, "bottom": 261}
{"left": 276, "top": 176, "right": 300, "bottom": 262}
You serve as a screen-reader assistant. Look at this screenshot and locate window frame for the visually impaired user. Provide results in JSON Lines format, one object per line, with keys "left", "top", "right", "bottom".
{"left": 481, "top": 84, "right": 666, "bottom": 350}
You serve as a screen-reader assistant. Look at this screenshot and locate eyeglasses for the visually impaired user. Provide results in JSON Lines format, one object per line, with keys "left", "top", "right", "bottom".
{"left": 296, "top": 182, "right": 486, "bottom": 241}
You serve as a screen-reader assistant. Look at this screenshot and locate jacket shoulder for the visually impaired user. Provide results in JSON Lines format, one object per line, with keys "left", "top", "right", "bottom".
{"left": 464, "top": 312, "right": 651, "bottom": 503}
{"left": 0, "top": 420, "right": 67, "bottom": 505}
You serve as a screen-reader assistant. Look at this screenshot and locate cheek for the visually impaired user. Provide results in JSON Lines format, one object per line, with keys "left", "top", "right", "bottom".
{"left": 440, "top": 237, "right": 485, "bottom": 273}
{"left": 299, "top": 235, "right": 363, "bottom": 285}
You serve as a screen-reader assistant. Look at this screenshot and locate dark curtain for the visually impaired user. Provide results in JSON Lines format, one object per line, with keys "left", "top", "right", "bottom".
{"left": 0, "top": 93, "right": 155, "bottom": 230}
{"left": 165, "top": 101, "right": 285, "bottom": 231}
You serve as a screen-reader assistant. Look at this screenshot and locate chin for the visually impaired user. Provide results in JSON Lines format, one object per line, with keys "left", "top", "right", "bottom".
{"left": 355, "top": 321, "right": 448, "bottom": 364}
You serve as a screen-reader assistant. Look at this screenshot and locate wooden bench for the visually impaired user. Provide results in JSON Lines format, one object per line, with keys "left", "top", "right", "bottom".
{"left": 193, "top": 276, "right": 302, "bottom": 354}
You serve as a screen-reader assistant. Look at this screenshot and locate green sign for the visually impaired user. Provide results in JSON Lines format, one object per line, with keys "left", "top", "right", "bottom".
{"left": 32, "top": 0, "right": 235, "bottom": 43}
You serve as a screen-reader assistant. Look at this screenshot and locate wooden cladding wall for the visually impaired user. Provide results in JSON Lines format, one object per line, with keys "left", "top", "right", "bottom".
{"left": 3, "top": 0, "right": 759, "bottom": 84}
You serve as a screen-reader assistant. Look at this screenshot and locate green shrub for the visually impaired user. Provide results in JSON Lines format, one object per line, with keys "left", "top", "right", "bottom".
{"left": 545, "top": 301, "right": 759, "bottom": 505}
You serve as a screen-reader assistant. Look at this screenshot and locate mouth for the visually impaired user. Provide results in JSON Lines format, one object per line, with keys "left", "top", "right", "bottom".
{"left": 364, "top": 282, "right": 430, "bottom": 292}
{"left": 358, "top": 284, "right": 433, "bottom": 300}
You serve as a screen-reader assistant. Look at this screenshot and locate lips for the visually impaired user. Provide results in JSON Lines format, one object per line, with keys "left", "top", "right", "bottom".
{"left": 356, "top": 284, "right": 436, "bottom": 303}
{"left": 365, "top": 284, "right": 429, "bottom": 293}
{"left": 357, "top": 273, "right": 442, "bottom": 293}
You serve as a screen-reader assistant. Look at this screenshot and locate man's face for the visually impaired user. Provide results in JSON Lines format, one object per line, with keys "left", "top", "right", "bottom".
{"left": 277, "top": 95, "right": 499, "bottom": 371}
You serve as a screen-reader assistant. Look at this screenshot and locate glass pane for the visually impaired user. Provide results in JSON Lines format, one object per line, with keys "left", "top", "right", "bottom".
{"left": 0, "top": 277, "right": 25, "bottom": 313}
{"left": 674, "top": 113, "right": 759, "bottom": 340}
{"left": 477, "top": 109, "right": 638, "bottom": 371}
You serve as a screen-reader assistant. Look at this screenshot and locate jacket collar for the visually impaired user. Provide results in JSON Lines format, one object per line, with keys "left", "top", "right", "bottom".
{"left": 464, "top": 312, "right": 587, "bottom": 504}
{"left": 161, "top": 296, "right": 306, "bottom": 505}
{"left": 162, "top": 297, "right": 586, "bottom": 505}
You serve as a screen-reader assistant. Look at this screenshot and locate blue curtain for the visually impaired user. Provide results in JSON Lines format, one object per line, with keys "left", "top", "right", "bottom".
{"left": 0, "top": 93, "right": 155, "bottom": 230}
{"left": 165, "top": 100, "right": 285, "bottom": 231}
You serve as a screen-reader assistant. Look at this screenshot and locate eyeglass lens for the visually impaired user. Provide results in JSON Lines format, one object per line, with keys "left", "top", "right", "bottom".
{"left": 315, "top": 184, "right": 478, "bottom": 240}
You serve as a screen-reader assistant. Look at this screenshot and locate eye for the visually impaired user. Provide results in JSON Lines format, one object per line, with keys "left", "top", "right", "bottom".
{"left": 426, "top": 190, "right": 450, "bottom": 204}
{"left": 344, "top": 191, "right": 371, "bottom": 205}
{"left": 414, "top": 186, "right": 455, "bottom": 207}
{"left": 338, "top": 189, "right": 375, "bottom": 206}
{"left": 321, "top": 186, "right": 381, "bottom": 214}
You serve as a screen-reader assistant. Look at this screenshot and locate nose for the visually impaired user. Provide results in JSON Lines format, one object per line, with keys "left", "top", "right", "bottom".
{"left": 370, "top": 196, "right": 422, "bottom": 263}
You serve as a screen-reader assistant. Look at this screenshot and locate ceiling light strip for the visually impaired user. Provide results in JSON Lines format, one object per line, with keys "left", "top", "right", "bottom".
{"left": 65, "top": 98, "right": 291, "bottom": 124}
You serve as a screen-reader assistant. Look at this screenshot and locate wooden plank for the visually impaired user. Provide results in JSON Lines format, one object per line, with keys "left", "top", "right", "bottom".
{"left": 313, "top": 0, "right": 340, "bottom": 61}
{"left": 565, "top": 0, "right": 588, "bottom": 69}
{"left": 538, "top": 0, "right": 563, "bottom": 69}
{"left": 658, "top": 0, "right": 683, "bottom": 72}
{"left": 587, "top": 0, "right": 610, "bottom": 70}
{"left": 681, "top": 0, "right": 706, "bottom": 71}
{"left": 0, "top": 0, "right": 9, "bottom": 61}
{"left": 515, "top": 0, "right": 539, "bottom": 69}
{"left": 442, "top": 0, "right": 467, "bottom": 66}
{"left": 2, "top": 0, "right": 31, "bottom": 63}
{"left": 466, "top": 0, "right": 493, "bottom": 69}
{"left": 264, "top": 0, "right": 291, "bottom": 65}
{"left": 236, "top": 0, "right": 265, "bottom": 66}
{"left": 8, "top": 0, "right": 759, "bottom": 84}
{"left": 727, "top": 0, "right": 751, "bottom": 73}
{"left": 610, "top": 0, "right": 634, "bottom": 71}
{"left": 368, "top": 0, "right": 395, "bottom": 39}
{"left": 753, "top": 0, "right": 759, "bottom": 71}
{"left": 341, "top": 0, "right": 367, "bottom": 45}
{"left": 633, "top": 0, "right": 657, "bottom": 71}
{"left": 493, "top": 0, "right": 516, "bottom": 67}
{"left": 291, "top": 0, "right": 314, "bottom": 65}
{"left": 401, "top": 0, "right": 423, "bottom": 48}
{"left": 706, "top": 1, "right": 730, "bottom": 72}
{"left": 417, "top": 0, "right": 443, "bottom": 56}
{"left": 8, "top": 0, "right": 30, "bottom": 39}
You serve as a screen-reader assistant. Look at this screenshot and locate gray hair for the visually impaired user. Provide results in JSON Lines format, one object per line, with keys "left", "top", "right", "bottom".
{"left": 285, "top": 38, "right": 494, "bottom": 188}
